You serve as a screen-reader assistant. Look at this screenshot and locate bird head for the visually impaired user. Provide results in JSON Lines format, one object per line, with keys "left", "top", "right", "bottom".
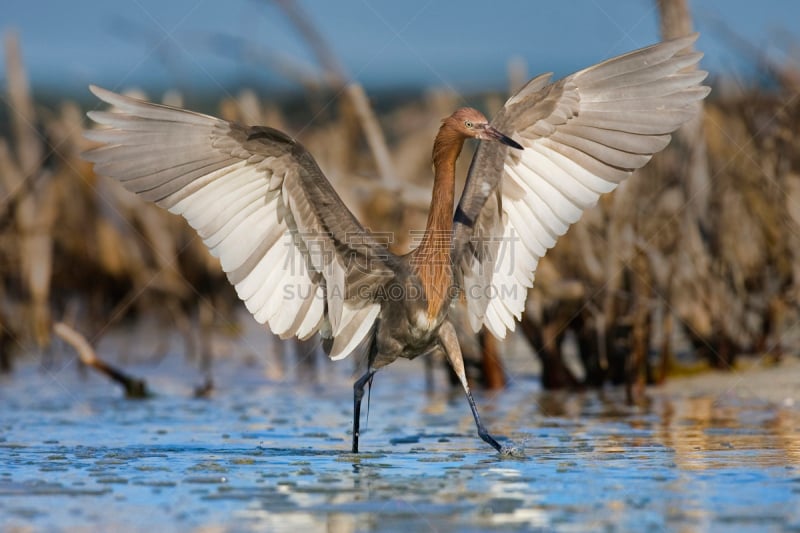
{"left": 444, "top": 108, "right": 522, "bottom": 149}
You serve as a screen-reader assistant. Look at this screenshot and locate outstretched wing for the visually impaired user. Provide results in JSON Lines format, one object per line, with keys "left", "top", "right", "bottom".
{"left": 85, "top": 86, "right": 395, "bottom": 359}
{"left": 453, "top": 34, "right": 710, "bottom": 338}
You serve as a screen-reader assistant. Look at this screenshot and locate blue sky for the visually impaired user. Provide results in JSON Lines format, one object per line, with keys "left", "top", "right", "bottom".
{"left": 1, "top": 1, "right": 798, "bottom": 95}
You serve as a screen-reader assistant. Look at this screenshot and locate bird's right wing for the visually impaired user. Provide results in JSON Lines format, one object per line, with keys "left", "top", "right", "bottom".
{"left": 453, "top": 34, "right": 710, "bottom": 338}
{"left": 84, "top": 86, "right": 396, "bottom": 360}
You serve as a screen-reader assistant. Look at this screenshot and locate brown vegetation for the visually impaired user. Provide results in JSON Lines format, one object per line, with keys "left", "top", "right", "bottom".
{"left": 1, "top": 7, "right": 798, "bottom": 398}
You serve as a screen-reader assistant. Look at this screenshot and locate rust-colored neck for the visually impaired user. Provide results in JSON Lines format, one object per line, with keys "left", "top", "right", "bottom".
{"left": 413, "top": 124, "right": 465, "bottom": 318}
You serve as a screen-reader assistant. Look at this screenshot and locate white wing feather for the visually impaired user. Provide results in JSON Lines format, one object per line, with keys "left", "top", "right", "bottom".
{"left": 85, "top": 86, "right": 385, "bottom": 356}
{"left": 456, "top": 35, "right": 710, "bottom": 338}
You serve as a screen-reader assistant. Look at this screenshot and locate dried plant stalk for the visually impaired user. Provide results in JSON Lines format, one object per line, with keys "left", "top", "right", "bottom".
{"left": 4, "top": 32, "right": 54, "bottom": 346}
{"left": 4, "top": 32, "right": 42, "bottom": 176}
{"left": 54, "top": 322, "right": 149, "bottom": 398}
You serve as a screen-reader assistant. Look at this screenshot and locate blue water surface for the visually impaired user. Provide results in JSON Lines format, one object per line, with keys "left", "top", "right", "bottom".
{"left": 1, "top": 332, "right": 798, "bottom": 532}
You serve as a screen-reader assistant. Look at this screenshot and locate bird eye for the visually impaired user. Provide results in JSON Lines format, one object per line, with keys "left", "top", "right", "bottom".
{"left": 465, "top": 121, "right": 473, "bottom": 128}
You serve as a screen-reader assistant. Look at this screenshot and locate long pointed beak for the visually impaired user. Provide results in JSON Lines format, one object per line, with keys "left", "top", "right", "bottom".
{"left": 482, "top": 125, "right": 523, "bottom": 150}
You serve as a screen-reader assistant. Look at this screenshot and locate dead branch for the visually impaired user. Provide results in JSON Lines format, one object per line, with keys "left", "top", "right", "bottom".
{"left": 53, "top": 322, "right": 149, "bottom": 399}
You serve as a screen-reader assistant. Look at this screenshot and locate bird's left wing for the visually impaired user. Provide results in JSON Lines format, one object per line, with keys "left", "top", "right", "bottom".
{"left": 453, "top": 34, "right": 710, "bottom": 338}
{"left": 84, "top": 86, "right": 396, "bottom": 359}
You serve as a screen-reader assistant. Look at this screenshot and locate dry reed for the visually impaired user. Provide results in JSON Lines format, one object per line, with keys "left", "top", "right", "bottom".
{"left": 1, "top": 9, "right": 798, "bottom": 396}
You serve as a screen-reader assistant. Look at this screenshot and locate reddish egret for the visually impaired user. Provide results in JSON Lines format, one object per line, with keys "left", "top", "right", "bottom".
{"left": 85, "top": 34, "right": 709, "bottom": 453}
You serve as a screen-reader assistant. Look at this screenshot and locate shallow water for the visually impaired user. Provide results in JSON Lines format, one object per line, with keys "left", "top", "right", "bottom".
{"left": 1, "top": 335, "right": 799, "bottom": 532}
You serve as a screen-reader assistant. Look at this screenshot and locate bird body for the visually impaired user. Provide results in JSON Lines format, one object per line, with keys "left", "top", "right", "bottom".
{"left": 85, "top": 34, "right": 709, "bottom": 453}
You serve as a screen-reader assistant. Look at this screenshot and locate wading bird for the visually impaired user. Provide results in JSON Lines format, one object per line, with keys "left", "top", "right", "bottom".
{"left": 85, "top": 34, "right": 709, "bottom": 453}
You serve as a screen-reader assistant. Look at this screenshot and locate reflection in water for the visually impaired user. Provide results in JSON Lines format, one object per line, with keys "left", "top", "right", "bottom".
{"left": 0, "top": 352, "right": 798, "bottom": 532}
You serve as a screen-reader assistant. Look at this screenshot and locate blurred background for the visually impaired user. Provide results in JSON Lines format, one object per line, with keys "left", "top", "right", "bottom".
{"left": 1, "top": 0, "right": 797, "bottom": 95}
{"left": 1, "top": 0, "right": 800, "bottom": 397}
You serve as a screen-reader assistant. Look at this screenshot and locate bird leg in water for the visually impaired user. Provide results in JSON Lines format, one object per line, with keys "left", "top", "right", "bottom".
{"left": 352, "top": 367, "right": 376, "bottom": 453}
{"left": 438, "top": 321, "right": 504, "bottom": 453}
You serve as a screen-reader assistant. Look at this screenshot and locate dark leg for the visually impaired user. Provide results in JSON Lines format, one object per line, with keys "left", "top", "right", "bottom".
{"left": 438, "top": 321, "right": 504, "bottom": 453}
{"left": 463, "top": 385, "right": 503, "bottom": 452}
{"left": 352, "top": 368, "right": 376, "bottom": 453}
